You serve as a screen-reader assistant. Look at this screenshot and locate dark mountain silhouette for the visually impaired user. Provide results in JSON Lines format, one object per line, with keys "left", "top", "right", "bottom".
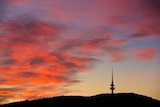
{"left": 1, "top": 93, "right": 160, "bottom": 107}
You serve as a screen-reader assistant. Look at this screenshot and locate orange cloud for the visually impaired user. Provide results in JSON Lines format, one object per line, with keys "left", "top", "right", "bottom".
{"left": 0, "top": 0, "right": 159, "bottom": 104}
{"left": 0, "top": 84, "right": 69, "bottom": 104}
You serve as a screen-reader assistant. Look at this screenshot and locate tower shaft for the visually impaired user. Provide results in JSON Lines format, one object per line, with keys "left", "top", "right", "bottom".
{"left": 110, "top": 67, "right": 115, "bottom": 94}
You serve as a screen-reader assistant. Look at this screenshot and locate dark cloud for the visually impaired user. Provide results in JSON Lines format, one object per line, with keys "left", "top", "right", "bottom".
{"left": 0, "top": 16, "right": 62, "bottom": 46}
{"left": 80, "top": 57, "right": 101, "bottom": 63}
{"left": 18, "top": 72, "right": 38, "bottom": 78}
{"left": 145, "top": 0, "right": 160, "bottom": 13}
{"left": 50, "top": 52, "right": 101, "bottom": 73}
{"left": 0, "top": 77, "right": 5, "bottom": 83}
{"left": 0, "top": 58, "right": 16, "bottom": 66}
{"left": 0, "top": 0, "right": 8, "bottom": 18}
{"left": 60, "top": 62, "right": 78, "bottom": 68}
{"left": 127, "top": 26, "right": 160, "bottom": 40}
{"left": 0, "top": 87, "right": 20, "bottom": 92}
{"left": 54, "top": 75, "right": 81, "bottom": 86}
{"left": 55, "top": 37, "right": 111, "bottom": 53}
{"left": 30, "top": 58, "right": 45, "bottom": 65}
{"left": 2, "top": 49, "right": 13, "bottom": 56}
{"left": 128, "top": 32, "right": 148, "bottom": 39}
{"left": 55, "top": 39, "right": 84, "bottom": 52}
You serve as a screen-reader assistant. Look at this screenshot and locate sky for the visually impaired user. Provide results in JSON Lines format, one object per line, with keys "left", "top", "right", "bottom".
{"left": 0, "top": 0, "right": 160, "bottom": 104}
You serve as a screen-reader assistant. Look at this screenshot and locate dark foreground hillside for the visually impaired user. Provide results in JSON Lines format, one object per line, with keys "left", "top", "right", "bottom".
{"left": 1, "top": 93, "right": 160, "bottom": 107}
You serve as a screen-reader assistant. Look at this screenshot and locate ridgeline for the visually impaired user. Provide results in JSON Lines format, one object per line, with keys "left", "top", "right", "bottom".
{"left": 1, "top": 93, "right": 160, "bottom": 107}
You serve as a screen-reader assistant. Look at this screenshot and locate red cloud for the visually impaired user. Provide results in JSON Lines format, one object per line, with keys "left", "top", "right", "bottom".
{"left": 135, "top": 48, "right": 157, "bottom": 61}
{"left": 0, "top": 0, "right": 159, "bottom": 104}
{"left": 89, "top": 0, "right": 160, "bottom": 39}
{"left": 0, "top": 83, "right": 70, "bottom": 104}
{"left": 0, "top": 20, "right": 107, "bottom": 103}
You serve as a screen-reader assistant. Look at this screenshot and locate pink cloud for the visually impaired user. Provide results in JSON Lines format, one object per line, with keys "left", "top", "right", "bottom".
{"left": 135, "top": 48, "right": 157, "bottom": 61}
{"left": 110, "top": 53, "right": 126, "bottom": 62}
{"left": 3, "top": 0, "right": 160, "bottom": 40}
{"left": 0, "top": 0, "right": 159, "bottom": 104}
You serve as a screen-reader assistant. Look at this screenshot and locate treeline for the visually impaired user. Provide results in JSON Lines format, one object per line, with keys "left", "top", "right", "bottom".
{"left": 2, "top": 93, "right": 160, "bottom": 107}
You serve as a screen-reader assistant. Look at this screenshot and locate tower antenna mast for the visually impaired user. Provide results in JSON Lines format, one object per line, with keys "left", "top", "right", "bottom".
{"left": 110, "top": 67, "right": 115, "bottom": 94}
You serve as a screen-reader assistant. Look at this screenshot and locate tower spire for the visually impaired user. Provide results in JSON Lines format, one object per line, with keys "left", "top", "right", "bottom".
{"left": 110, "top": 67, "right": 115, "bottom": 94}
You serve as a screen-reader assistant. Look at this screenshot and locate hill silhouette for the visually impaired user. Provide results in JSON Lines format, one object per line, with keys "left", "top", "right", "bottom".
{"left": 1, "top": 93, "right": 160, "bottom": 107}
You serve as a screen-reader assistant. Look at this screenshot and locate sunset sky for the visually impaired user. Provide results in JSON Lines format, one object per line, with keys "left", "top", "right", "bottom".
{"left": 0, "top": 0, "right": 160, "bottom": 104}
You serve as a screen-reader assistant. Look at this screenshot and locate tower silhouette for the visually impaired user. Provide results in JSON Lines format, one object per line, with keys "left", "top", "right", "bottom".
{"left": 110, "top": 67, "right": 115, "bottom": 94}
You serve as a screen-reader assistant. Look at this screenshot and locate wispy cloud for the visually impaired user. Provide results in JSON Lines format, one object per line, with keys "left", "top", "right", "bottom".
{"left": 135, "top": 48, "right": 157, "bottom": 61}
{"left": 0, "top": 0, "right": 159, "bottom": 104}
